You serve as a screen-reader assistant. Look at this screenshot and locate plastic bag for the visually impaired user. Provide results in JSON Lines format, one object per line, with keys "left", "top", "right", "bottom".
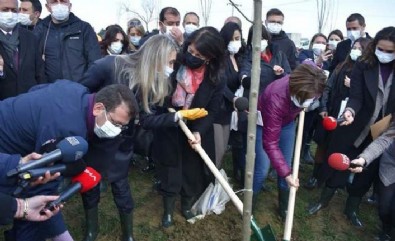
{"left": 190, "top": 169, "right": 231, "bottom": 222}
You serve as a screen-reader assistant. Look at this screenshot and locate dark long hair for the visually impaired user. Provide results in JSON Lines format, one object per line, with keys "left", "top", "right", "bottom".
{"left": 335, "top": 37, "right": 371, "bottom": 75}
{"left": 247, "top": 24, "right": 272, "bottom": 50}
{"left": 182, "top": 27, "right": 225, "bottom": 85}
{"left": 100, "top": 25, "right": 129, "bottom": 55}
{"left": 359, "top": 26, "right": 395, "bottom": 69}
{"left": 219, "top": 22, "right": 245, "bottom": 59}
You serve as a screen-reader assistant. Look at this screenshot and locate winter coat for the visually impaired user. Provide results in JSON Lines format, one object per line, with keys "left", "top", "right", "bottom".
{"left": 34, "top": 13, "right": 101, "bottom": 82}
{"left": 0, "top": 80, "right": 91, "bottom": 195}
{"left": 270, "top": 31, "right": 297, "bottom": 70}
{"left": 258, "top": 75, "right": 301, "bottom": 177}
{"left": 0, "top": 26, "right": 45, "bottom": 100}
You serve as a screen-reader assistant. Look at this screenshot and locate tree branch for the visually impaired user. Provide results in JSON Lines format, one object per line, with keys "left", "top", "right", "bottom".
{"left": 228, "top": 0, "right": 253, "bottom": 24}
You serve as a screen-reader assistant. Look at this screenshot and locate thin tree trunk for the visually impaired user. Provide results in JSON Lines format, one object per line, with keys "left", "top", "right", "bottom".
{"left": 241, "top": 0, "right": 262, "bottom": 240}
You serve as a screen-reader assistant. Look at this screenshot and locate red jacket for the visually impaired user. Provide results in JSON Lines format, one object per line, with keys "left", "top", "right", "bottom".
{"left": 258, "top": 75, "right": 301, "bottom": 177}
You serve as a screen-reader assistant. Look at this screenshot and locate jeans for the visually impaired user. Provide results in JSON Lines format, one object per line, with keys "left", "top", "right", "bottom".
{"left": 241, "top": 125, "right": 271, "bottom": 193}
{"left": 276, "top": 121, "right": 296, "bottom": 191}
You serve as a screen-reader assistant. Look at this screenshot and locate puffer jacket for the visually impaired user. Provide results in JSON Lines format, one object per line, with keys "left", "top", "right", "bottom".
{"left": 258, "top": 75, "right": 301, "bottom": 177}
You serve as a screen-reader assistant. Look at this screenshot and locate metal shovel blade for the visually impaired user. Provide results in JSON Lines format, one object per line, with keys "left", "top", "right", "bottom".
{"left": 250, "top": 219, "right": 276, "bottom": 241}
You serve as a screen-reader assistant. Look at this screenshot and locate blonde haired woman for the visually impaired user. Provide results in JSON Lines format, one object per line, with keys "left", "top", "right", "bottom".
{"left": 78, "top": 35, "right": 178, "bottom": 241}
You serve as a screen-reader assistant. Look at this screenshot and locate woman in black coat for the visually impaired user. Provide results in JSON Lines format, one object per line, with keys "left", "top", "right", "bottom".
{"left": 308, "top": 27, "right": 395, "bottom": 228}
{"left": 304, "top": 37, "right": 371, "bottom": 189}
{"left": 140, "top": 27, "right": 226, "bottom": 228}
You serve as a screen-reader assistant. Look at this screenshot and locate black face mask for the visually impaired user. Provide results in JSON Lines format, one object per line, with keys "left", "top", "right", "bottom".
{"left": 185, "top": 52, "right": 205, "bottom": 69}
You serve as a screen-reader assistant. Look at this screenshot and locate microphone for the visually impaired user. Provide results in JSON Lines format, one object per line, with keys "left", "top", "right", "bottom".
{"left": 18, "top": 161, "right": 87, "bottom": 181}
{"left": 42, "top": 167, "right": 101, "bottom": 212}
{"left": 7, "top": 136, "right": 88, "bottom": 177}
{"left": 328, "top": 153, "right": 364, "bottom": 184}
{"left": 322, "top": 116, "right": 345, "bottom": 131}
{"left": 235, "top": 97, "right": 248, "bottom": 111}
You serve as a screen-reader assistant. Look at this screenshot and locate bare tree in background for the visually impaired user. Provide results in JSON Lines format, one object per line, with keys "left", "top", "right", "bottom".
{"left": 199, "top": 0, "right": 213, "bottom": 26}
{"left": 121, "top": 0, "right": 157, "bottom": 31}
{"left": 316, "top": 0, "right": 334, "bottom": 33}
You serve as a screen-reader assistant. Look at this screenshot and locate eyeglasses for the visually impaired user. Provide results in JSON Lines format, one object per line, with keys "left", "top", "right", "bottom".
{"left": 106, "top": 112, "right": 128, "bottom": 130}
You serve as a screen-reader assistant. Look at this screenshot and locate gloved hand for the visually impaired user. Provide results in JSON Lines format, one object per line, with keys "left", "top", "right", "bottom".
{"left": 177, "top": 108, "right": 208, "bottom": 120}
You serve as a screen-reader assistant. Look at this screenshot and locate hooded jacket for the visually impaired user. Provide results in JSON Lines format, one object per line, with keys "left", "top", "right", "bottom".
{"left": 270, "top": 31, "right": 297, "bottom": 70}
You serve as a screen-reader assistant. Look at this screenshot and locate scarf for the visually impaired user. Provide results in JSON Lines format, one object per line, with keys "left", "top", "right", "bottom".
{"left": 0, "top": 28, "right": 19, "bottom": 63}
{"left": 172, "top": 65, "right": 205, "bottom": 109}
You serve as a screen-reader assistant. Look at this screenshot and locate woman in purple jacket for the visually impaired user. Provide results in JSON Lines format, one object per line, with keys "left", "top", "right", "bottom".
{"left": 258, "top": 63, "right": 326, "bottom": 219}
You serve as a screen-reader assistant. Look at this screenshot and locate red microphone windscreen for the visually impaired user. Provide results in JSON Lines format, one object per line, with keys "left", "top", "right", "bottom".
{"left": 322, "top": 116, "right": 337, "bottom": 131}
{"left": 71, "top": 167, "right": 102, "bottom": 193}
{"left": 328, "top": 153, "right": 350, "bottom": 171}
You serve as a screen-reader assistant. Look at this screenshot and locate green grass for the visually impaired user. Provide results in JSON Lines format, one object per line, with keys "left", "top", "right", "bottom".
{"left": 0, "top": 153, "right": 380, "bottom": 241}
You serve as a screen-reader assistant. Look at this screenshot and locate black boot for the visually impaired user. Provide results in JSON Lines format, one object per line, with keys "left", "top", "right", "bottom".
{"left": 304, "top": 177, "right": 318, "bottom": 190}
{"left": 181, "top": 196, "right": 196, "bottom": 220}
{"left": 119, "top": 212, "right": 134, "bottom": 241}
{"left": 278, "top": 189, "right": 289, "bottom": 220}
{"left": 83, "top": 206, "right": 99, "bottom": 241}
{"left": 307, "top": 187, "right": 336, "bottom": 215}
{"left": 344, "top": 196, "right": 363, "bottom": 228}
{"left": 302, "top": 143, "right": 314, "bottom": 165}
{"left": 162, "top": 196, "right": 176, "bottom": 228}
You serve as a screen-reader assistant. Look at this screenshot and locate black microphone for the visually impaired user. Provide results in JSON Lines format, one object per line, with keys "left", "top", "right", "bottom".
{"left": 235, "top": 97, "right": 248, "bottom": 111}
{"left": 7, "top": 136, "right": 88, "bottom": 177}
{"left": 18, "top": 161, "right": 87, "bottom": 181}
{"left": 42, "top": 167, "right": 101, "bottom": 213}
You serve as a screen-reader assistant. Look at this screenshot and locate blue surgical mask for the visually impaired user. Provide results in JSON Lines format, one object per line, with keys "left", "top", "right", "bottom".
{"left": 130, "top": 36, "right": 141, "bottom": 46}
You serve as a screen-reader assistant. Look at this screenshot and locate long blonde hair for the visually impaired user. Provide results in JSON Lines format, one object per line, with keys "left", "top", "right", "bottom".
{"left": 115, "top": 35, "right": 178, "bottom": 113}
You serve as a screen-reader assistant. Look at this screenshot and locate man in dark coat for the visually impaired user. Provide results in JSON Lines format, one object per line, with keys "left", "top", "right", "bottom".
{"left": 265, "top": 8, "right": 297, "bottom": 70}
{"left": 0, "top": 0, "right": 45, "bottom": 100}
{"left": 18, "top": 0, "right": 42, "bottom": 31}
{"left": 0, "top": 80, "right": 137, "bottom": 241}
{"left": 34, "top": 0, "right": 101, "bottom": 82}
{"left": 329, "top": 13, "right": 372, "bottom": 73}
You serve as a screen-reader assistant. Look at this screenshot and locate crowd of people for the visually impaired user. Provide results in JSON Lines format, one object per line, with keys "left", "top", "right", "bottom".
{"left": 0, "top": 0, "right": 394, "bottom": 241}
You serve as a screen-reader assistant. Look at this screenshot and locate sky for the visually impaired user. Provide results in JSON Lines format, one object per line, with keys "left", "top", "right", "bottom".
{"left": 39, "top": 0, "right": 395, "bottom": 43}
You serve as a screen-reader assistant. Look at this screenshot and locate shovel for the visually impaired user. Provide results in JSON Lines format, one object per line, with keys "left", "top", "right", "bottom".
{"left": 283, "top": 110, "right": 306, "bottom": 241}
{"left": 169, "top": 108, "right": 276, "bottom": 241}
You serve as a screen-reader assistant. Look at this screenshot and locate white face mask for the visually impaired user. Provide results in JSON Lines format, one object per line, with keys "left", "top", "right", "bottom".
{"left": 375, "top": 48, "right": 395, "bottom": 64}
{"left": 184, "top": 24, "right": 198, "bottom": 35}
{"left": 94, "top": 111, "right": 122, "bottom": 139}
{"left": 260, "top": 40, "right": 268, "bottom": 52}
{"left": 347, "top": 30, "right": 361, "bottom": 42}
{"left": 164, "top": 65, "right": 174, "bottom": 78}
{"left": 109, "top": 41, "right": 123, "bottom": 55}
{"left": 328, "top": 40, "right": 340, "bottom": 50}
{"left": 291, "top": 96, "right": 315, "bottom": 108}
{"left": 130, "top": 36, "right": 141, "bottom": 46}
{"left": 18, "top": 13, "right": 32, "bottom": 26}
{"left": 0, "top": 12, "right": 18, "bottom": 30}
{"left": 349, "top": 49, "right": 362, "bottom": 61}
{"left": 51, "top": 3, "right": 70, "bottom": 21}
{"left": 227, "top": 40, "right": 242, "bottom": 55}
{"left": 312, "top": 43, "right": 326, "bottom": 56}
{"left": 266, "top": 22, "right": 282, "bottom": 34}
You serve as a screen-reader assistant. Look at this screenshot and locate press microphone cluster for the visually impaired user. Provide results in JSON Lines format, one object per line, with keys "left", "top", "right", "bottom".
{"left": 42, "top": 167, "right": 101, "bottom": 213}
{"left": 328, "top": 153, "right": 365, "bottom": 184}
{"left": 8, "top": 136, "right": 88, "bottom": 196}
{"left": 7, "top": 136, "right": 88, "bottom": 177}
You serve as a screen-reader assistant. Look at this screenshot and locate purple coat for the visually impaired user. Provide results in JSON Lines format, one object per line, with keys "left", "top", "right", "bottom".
{"left": 258, "top": 75, "right": 301, "bottom": 177}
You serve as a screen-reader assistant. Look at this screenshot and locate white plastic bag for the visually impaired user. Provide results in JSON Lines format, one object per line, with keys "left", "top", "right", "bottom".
{"left": 190, "top": 169, "right": 231, "bottom": 222}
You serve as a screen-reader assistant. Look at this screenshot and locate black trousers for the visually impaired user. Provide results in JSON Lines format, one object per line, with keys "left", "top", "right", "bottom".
{"left": 81, "top": 177, "right": 134, "bottom": 213}
{"left": 378, "top": 181, "right": 395, "bottom": 232}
